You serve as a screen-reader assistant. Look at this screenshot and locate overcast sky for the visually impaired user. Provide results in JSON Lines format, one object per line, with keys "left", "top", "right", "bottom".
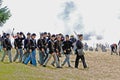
{"left": 1, "top": 0, "right": 120, "bottom": 45}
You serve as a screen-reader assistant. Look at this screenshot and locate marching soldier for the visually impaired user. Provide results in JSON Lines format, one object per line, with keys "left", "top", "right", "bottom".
{"left": 24, "top": 33, "right": 37, "bottom": 66}
{"left": 43, "top": 34, "right": 61, "bottom": 68}
{"left": 75, "top": 34, "right": 87, "bottom": 69}
{"left": 22, "top": 32, "right": 31, "bottom": 63}
{"left": 43, "top": 32, "right": 49, "bottom": 61}
{"left": 37, "top": 33, "right": 46, "bottom": 65}
{"left": 13, "top": 32, "right": 25, "bottom": 62}
{"left": 51, "top": 35, "right": 62, "bottom": 67}
{"left": 62, "top": 35, "right": 73, "bottom": 67}
{"left": 1, "top": 33, "right": 12, "bottom": 62}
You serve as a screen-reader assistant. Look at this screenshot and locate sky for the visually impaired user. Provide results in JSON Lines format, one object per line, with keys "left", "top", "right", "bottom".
{"left": 1, "top": 0, "right": 120, "bottom": 46}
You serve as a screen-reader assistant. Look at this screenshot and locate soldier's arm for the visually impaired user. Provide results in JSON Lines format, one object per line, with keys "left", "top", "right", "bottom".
{"left": 22, "top": 33, "right": 26, "bottom": 40}
{"left": 62, "top": 41, "right": 66, "bottom": 52}
{"left": 76, "top": 41, "right": 82, "bottom": 49}
{"left": 14, "top": 39, "right": 18, "bottom": 49}
{"left": 3, "top": 39, "right": 7, "bottom": 49}
{"left": 24, "top": 39, "right": 27, "bottom": 49}
{"left": 70, "top": 41, "right": 74, "bottom": 48}
{"left": 35, "top": 40, "right": 37, "bottom": 48}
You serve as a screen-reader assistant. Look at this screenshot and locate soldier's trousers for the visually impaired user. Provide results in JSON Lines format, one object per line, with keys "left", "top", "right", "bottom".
{"left": 0, "top": 45, "right": 2, "bottom": 51}
{"left": 43, "top": 53, "right": 59, "bottom": 67}
{"left": 22, "top": 52, "right": 29, "bottom": 63}
{"left": 38, "top": 50, "right": 45, "bottom": 65}
{"left": 51, "top": 54, "right": 60, "bottom": 66}
{"left": 24, "top": 50, "right": 37, "bottom": 66}
{"left": 1, "top": 50, "right": 12, "bottom": 62}
{"left": 62, "top": 54, "right": 71, "bottom": 67}
{"left": 13, "top": 49, "right": 23, "bottom": 62}
{"left": 44, "top": 49, "right": 48, "bottom": 61}
{"left": 75, "top": 55, "right": 87, "bottom": 68}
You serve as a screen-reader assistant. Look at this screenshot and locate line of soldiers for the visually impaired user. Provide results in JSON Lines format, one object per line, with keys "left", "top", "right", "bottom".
{"left": 0, "top": 32, "right": 88, "bottom": 69}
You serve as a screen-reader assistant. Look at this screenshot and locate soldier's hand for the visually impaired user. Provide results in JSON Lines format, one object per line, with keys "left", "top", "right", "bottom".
{"left": 24, "top": 49, "right": 27, "bottom": 53}
{"left": 57, "top": 52, "right": 61, "bottom": 57}
{"left": 41, "top": 48, "right": 44, "bottom": 52}
{"left": 3, "top": 48, "right": 6, "bottom": 51}
{"left": 56, "top": 49, "right": 59, "bottom": 52}
{"left": 56, "top": 51, "right": 59, "bottom": 54}
{"left": 29, "top": 49, "right": 32, "bottom": 53}
{"left": 64, "top": 50, "right": 66, "bottom": 53}
{"left": 37, "top": 48, "right": 39, "bottom": 50}
{"left": 16, "top": 47, "right": 18, "bottom": 50}
{"left": 52, "top": 52, "right": 55, "bottom": 55}
{"left": 18, "top": 50, "right": 20, "bottom": 54}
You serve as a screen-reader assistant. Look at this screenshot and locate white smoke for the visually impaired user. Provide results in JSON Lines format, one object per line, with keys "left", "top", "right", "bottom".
{"left": 59, "top": 0, "right": 104, "bottom": 40}
{"left": 59, "top": 1, "right": 76, "bottom": 34}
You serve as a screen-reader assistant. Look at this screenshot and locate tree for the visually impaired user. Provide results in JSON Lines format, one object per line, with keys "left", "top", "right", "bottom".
{"left": 0, "top": 0, "right": 11, "bottom": 27}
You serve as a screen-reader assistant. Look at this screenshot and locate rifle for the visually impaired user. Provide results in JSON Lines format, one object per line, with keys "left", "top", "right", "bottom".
{"left": 11, "top": 28, "right": 15, "bottom": 38}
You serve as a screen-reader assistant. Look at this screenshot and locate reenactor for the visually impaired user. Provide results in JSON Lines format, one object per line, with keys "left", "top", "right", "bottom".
{"left": 89, "top": 47, "right": 94, "bottom": 51}
{"left": 1, "top": 33, "right": 12, "bottom": 62}
{"left": 75, "top": 34, "right": 87, "bottom": 69}
{"left": 37, "top": 33, "right": 46, "bottom": 65}
{"left": 43, "top": 34, "right": 61, "bottom": 68}
{"left": 62, "top": 35, "right": 73, "bottom": 67}
{"left": 84, "top": 43, "right": 88, "bottom": 51}
{"left": 22, "top": 32, "right": 31, "bottom": 63}
{"left": 51, "top": 35, "right": 62, "bottom": 67}
{"left": 24, "top": 33, "right": 37, "bottom": 66}
{"left": 43, "top": 32, "right": 49, "bottom": 61}
{"left": 101, "top": 45, "right": 107, "bottom": 52}
{"left": 110, "top": 43, "right": 118, "bottom": 55}
{"left": 13, "top": 32, "right": 25, "bottom": 62}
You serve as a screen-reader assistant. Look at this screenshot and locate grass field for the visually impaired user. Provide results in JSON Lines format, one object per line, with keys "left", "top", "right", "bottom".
{"left": 0, "top": 50, "right": 120, "bottom": 80}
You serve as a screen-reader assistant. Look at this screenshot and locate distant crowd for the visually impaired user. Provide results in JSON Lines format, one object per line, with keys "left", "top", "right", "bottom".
{"left": 0, "top": 31, "right": 88, "bottom": 69}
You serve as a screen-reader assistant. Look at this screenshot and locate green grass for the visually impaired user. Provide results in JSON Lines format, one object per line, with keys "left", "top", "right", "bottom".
{"left": 0, "top": 58, "right": 86, "bottom": 80}
{"left": 0, "top": 62, "right": 56, "bottom": 80}
{"left": 0, "top": 55, "right": 76, "bottom": 80}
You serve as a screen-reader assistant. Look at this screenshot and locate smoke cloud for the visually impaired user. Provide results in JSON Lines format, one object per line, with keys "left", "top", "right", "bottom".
{"left": 83, "top": 32, "right": 95, "bottom": 40}
{"left": 59, "top": 1, "right": 104, "bottom": 40}
{"left": 73, "top": 16, "right": 84, "bottom": 32}
{"left": 59, "top": 1, "right": 76, "bottom": 34}
{"left": 96, "top": 35, "right": 103, "bottom": 40}
{"left": 60, "top": 1, "right": 76, "bottom": 21}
